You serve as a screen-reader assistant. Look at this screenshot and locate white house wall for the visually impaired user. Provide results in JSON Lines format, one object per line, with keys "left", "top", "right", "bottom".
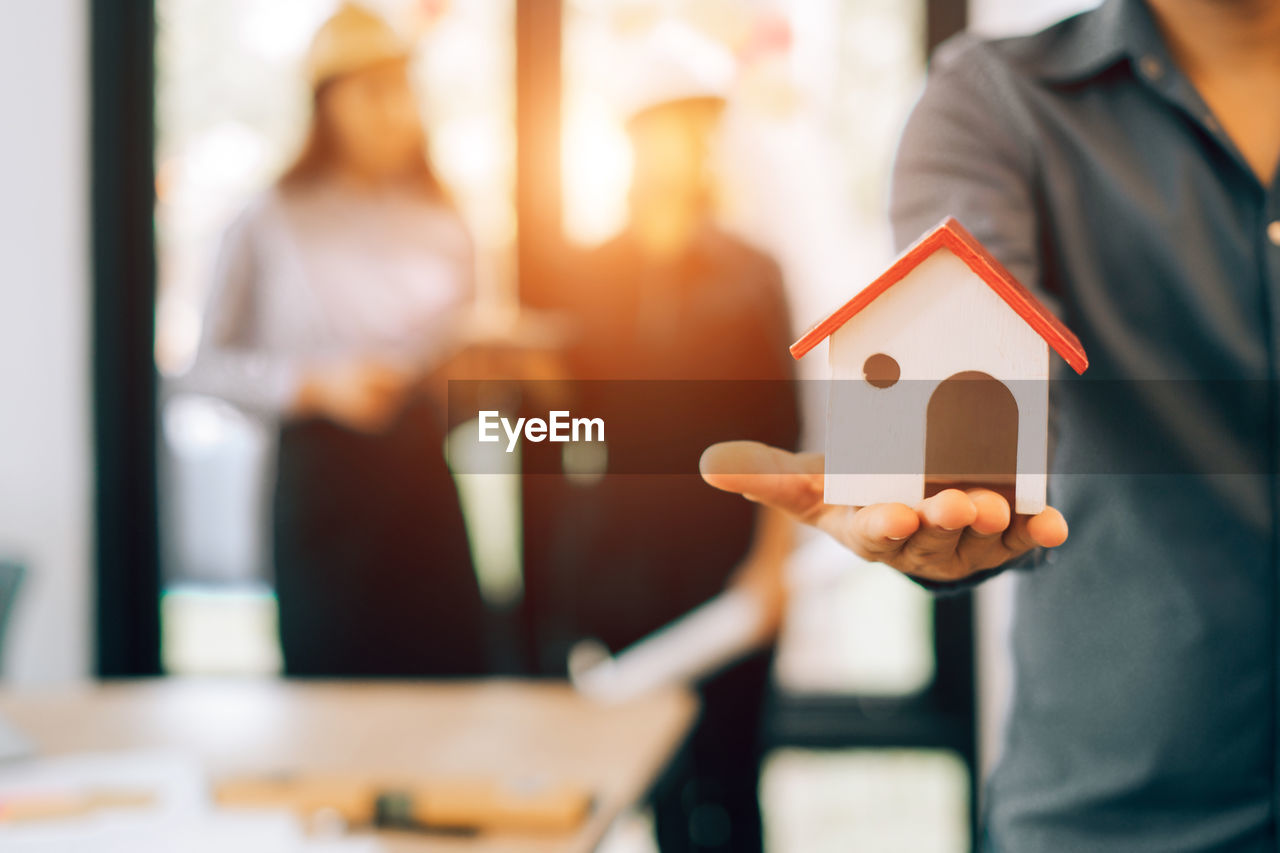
{"left": 825, "top": 248, "right": 1049, "bottom": 513}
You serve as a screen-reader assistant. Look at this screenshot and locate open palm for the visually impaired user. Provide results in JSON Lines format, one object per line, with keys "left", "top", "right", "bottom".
{"left": 699, "top": 441, "right": 1068, "bottom": 583}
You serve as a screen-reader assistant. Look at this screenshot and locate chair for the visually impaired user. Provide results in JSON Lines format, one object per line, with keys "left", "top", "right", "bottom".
{"left": 0, "top": 560, "right": 31, "bottom": 761}
{"left": 0, "top": 560, "right": 23, "bottom": 663}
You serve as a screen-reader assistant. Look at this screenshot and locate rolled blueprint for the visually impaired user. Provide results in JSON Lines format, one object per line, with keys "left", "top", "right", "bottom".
{"left": 568, "top": 586, "right": 768, "bottom": 703}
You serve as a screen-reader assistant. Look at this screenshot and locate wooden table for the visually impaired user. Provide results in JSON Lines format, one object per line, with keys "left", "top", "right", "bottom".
{"left": 0, "top": 679, "right": 697, "bottom": 852}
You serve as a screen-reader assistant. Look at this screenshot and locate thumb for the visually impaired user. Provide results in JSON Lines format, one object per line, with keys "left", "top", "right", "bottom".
{"left": 699, "top": 441, "right": 825, "bottom": 517}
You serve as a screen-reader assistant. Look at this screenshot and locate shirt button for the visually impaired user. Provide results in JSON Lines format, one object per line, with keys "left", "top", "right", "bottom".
{"left": 1268, "top": 221, "right": 1280, "bottom": 247}
{"left": 1139, "top": 55, "right": 1163, "bottom": 79}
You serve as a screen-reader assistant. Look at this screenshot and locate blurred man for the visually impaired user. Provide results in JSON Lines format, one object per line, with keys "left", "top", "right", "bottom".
{"left": 703, "top": 0, "right": 1280, "bottom": 849}
{"left": 530, "top": 92, "right": 799, "bottom": 852}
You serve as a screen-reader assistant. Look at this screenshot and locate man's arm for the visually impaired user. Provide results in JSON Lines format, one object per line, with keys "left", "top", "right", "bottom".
{"left": 891, "top": 35, "right": 1042, "bottom": 286}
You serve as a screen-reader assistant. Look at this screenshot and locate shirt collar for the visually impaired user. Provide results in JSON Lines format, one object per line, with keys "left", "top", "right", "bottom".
{"left": 1034, "top": 0, "right": 1167, "bottom": 85}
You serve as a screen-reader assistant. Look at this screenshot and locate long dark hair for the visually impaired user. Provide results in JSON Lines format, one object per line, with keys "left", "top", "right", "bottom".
{"left": 279, "top": 72, "right": 451, "bottom": 205}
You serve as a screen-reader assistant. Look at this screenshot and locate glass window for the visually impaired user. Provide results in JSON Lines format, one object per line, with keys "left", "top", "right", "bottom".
{"left": 762, "top": 748, "right": 970, "bottom": 852}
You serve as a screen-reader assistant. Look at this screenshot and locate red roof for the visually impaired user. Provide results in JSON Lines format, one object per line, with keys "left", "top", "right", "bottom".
{"left": 790, "top": 217, "right": 1088, "bottom": 374}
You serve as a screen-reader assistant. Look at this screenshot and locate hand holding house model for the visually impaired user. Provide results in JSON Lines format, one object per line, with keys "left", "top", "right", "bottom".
{"left": 701, "top": 218, "right": 1085, "bottom": 583}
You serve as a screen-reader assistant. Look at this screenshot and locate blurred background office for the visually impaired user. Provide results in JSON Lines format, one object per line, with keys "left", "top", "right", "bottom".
{"left": 0, "top": 0, "right": 1098, "bottom": 850}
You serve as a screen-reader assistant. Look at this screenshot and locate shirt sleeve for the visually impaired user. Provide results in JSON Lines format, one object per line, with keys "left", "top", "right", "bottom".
{"left": 889, "top": 36, "right": 1051, "bottom": 592}
{"left": 178, "top": 205, "right": 303, "bottom": 420}
{"left": 891, "top": 36, "right": 1042, "bottom": 291}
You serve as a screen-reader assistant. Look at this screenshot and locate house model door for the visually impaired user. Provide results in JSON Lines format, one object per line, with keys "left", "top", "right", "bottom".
{"left": 924, "top": 371, "right": 1018, "bottom": 503}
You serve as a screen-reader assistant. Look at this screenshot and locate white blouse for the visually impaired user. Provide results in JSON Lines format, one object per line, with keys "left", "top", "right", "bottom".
{"left": 183, "top": 179, "right": 473, "bottom": 419}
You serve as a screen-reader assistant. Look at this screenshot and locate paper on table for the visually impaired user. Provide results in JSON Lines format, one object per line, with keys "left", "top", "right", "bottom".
{"left": 0, "top": 750, "right": 207, "bottom": 815}
{"left": 0, "top": 810, "right": 383, "bottom": 853}
{"left": 0, "top": 750, "right": 380, "bottom": 853}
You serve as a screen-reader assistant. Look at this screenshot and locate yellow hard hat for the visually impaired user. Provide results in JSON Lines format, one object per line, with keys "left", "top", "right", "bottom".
{"left": 305, "top": 3, "right": 410, "bottom": 90}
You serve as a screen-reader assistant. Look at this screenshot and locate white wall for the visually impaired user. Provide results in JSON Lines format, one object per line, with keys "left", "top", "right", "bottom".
{"left": 0, "top": 0, "right": 90, "bottom": 684}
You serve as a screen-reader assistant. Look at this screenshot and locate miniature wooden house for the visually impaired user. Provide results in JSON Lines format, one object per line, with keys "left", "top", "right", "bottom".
{"left": 790, "top": 217, "right": 1088, "bottom": 515}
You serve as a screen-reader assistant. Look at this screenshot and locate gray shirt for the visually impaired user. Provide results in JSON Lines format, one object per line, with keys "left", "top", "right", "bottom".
{"left": 891, "top": 0, "right": 1280, "bottom": 849}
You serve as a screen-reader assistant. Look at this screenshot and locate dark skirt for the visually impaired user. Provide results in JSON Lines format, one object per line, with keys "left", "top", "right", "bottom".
{"left": 272, "top": 396, "right": 487, "bottom": 677}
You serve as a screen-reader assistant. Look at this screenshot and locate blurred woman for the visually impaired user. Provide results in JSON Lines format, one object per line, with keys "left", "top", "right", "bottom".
{"left": 186, "top": 4, "right": 486, "bottom": 676}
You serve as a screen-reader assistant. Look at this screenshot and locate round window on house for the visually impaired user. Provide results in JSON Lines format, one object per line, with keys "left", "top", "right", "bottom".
{"left": 863, "top": 353, "right": 900, "bottom": 388}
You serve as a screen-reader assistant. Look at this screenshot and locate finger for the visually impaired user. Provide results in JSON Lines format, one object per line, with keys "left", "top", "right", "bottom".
{"left": 899, "top": 489, "right": 977, "bottom": 563}
{"left": 699, "top": 441, "right": 825, "bottom": 519}
{"left": 834, "top": 503, "right": 919, "bottom": 559}
{"left": 965, "top": 489, "right": 1012, "bottom": 536}
{"left": 372, "top": 373, "right": 410, "bottom": 396}
{"left": 956, "top": 489, "right": 1014, "bottom": 567}
{"left": 356, "top": 382, "right": 402, "bottom": 414}
{"left": 1002, "top": 506, "right": 1069, "bottom": 554}
{"left": 363, "top": 361, "right": 412, "bottom": 391}
{"left": 1027, "top": 506, "right": 1069, "bottom": 547}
